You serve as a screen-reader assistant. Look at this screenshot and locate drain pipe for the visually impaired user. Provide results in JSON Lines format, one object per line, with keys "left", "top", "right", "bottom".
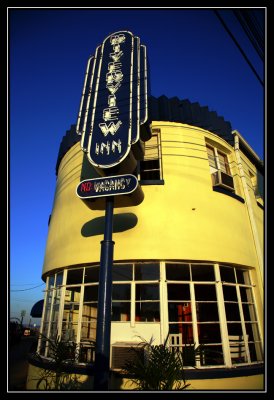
{"left": 233, "top": 132, "right": 264, "bottom": 299}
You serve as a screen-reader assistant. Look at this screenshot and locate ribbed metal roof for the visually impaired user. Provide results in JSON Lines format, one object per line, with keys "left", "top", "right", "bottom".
{"left": 55, "top": 95, "right": 234, "bottom": 174}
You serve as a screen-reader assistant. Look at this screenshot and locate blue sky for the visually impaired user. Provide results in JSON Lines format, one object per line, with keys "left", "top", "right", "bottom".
{"left": 9, "top": 7, "right": 265, "bottom": 326}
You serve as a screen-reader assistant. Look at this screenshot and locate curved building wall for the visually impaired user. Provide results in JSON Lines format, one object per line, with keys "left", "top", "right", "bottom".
{"left": 43, "top": 121, "right": 259, "bottom": 277}
{"left": 35, "top": 120, "right": 264, "bottom": 387}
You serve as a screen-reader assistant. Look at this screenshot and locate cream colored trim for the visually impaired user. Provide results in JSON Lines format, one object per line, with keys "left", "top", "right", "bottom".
{"left": 234, "top": 134, "right": 263, "bottom": 298}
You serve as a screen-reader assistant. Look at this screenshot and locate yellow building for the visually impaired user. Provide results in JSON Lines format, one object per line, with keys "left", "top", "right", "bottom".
{"left": 27, "top": 96, "right": 264, "bottom": 391}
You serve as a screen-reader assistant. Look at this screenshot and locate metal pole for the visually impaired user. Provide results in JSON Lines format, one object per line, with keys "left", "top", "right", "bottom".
{"left": 94, "top": 196, "right": 114, "bottom": 390}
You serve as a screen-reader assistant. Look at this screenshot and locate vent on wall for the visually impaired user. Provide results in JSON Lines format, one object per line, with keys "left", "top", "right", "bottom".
{"left": 111, "top": 342, "right": 144, "bottom": 370}
{"left": 213, "top": 170, "right": 235, "bottom": 192}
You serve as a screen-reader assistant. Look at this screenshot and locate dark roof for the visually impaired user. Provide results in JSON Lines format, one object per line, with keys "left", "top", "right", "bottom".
{"left": 55, "top": 96, "right": 234, "bottom": 174}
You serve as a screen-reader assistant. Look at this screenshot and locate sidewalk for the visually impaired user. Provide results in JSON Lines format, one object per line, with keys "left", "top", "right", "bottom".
{"left": 8, "top": 336, "right": 38, "bottom": 391}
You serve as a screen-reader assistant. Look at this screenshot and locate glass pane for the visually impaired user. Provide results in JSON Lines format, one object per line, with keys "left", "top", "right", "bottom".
{"left": 81, "top": 321, "right": 96, "bottom": 341}
{"left": 53, "top": 289, "right": 61, "bottom": 305}
{"left": 245, "top": 322, "right": 260, "bottom": 342}
{"left": 236, "top": 269, "right": 245, "bottom": 284}
{"left": 136, "top": 284, "right": 159, "bottom": 300}
{"left": 223, "top": 285, "right": 238, "bottom": 301}
{"left": 169, "top": 323, "right": 193, "bottom": 344}
{"left": 43, "top": 292, "right": 53, "bottom": 321}
{"left": 229, "top": 335, "right": 248, "bottom": 364}
{"left": 112, "top": 302, "right": 130, "bottom": 321}
{"left": 224, "top": 303, "right": 241, "bottom": 321}
{"left": 195, "top": 284, "right": 216, "bottom": 301}
{"left": 227, "top": 323, "right": 243, "bottom": 336}
{"left": 65, "top": 287, "right": 81, "bottom": 302}
{"left": 166, "top": 263, "right": 190, "bottom": 281}
{"left": 48, "top": 322, "right": 58, "bottom": 340}
{"left": 135, "top": 302, "right": 160, "bottom": 322}
{"left": 196, "top": 303, "right": 219, "bottom": 322}
{"left": 84, "top": 267, "right": 99, "bottom": 283}
{"left": 167, "top": 284, "right": 190, "bottom": 301}
{"left": 41, "top": 322, "right": 49, "bottom": 337}
{"left": 67, "top": 268, "right": 84, "bottom": 285}
{"left": 218, "top": 152, "right": 229, "bottom": 174}
{"left": 240, "top": 287, "right": 253, "bottom": 303}
{"left": 48, "top": 276, "right": 55, "bottom": 289}
{"left": 79, "top": 339, "right": 95, "bottom": 363}
{"left": 82, "top": 303, "right": 97, "bottom": 322}
{"left": 135, "top": 263, "right": 159, "bottom": 280}
{"left": 168, "top": 302, "right": 192, "bottom": 322}
{"left": 112, "top": 284, "right": 131, "bottom": 300}
{"left": 61, "top": 322, "right": 78, "bottom": 341}
{"left": 248, "top": 342, "right": 263, "bottom": 362}
{"left": 84, "top": 286, "right": 98, "bottom": 302}
{"left": 220, "top": 266, "right": 236, "bottom": 283}
{"left": 113, "top": 264, "right": 133, "bottom": 281}
{"left": 198, "top": 323, "right": 221, "bottom": 343}
{"left": 56, "top": 272, "right": 63, "bottom": 286}
{"left": 206, "top": 146, "right": 217, "bottom": 168}
{"left": 191, "top": 265, "right": 215, "bottom": 281}
{"left": 242, "top": 303, "right": 256, "bottom": 321}
{"left": 201, "top": 345, "right": 224, "bottom": 366}
{"left": 51, "top": 304, "right": 60, "bottom": 324}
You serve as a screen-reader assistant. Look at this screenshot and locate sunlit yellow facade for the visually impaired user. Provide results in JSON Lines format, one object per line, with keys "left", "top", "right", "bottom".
{"left": 29, "top": 120, "right": 264, "bottom": 391}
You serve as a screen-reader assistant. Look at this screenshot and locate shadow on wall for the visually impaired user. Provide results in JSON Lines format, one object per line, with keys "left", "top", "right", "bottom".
{"left": 81, "top": 213, "right": 138, "bottom": 237}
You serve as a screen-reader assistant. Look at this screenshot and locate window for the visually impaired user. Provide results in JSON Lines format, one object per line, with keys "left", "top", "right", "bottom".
{"left": 206, "top": 145, "right": 234, "bottom": 191}
{"left": 135, "top": 284, "right": 160, "bottom": 322}
{"left": 139, "top": 130, "right": 163, "bottom": 183}
{"left": 80, "top": 285, "right": 98, "bottom": 342}
{"left": 166, "top": 262, "right": 263, "bottom": 367}
{"left": 111, "top": 262, "right": 160, "bottom": 323}
{"left": 112, "top": 284, "right": 131, "bottom": 321}
{"left": 38, "top": 262, "right": 263, "bottom": 369}
{"left": 62, "top": 287, "right": 81, "bottom": 342}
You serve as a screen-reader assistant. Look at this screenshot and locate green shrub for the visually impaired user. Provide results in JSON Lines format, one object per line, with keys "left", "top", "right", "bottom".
{"left": 123, "top": 335, "right": 190, "bottom": 391}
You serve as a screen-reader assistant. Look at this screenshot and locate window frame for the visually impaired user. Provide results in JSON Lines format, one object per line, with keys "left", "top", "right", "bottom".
{"left": 139, "top": 129, "right": 164, "bottom": 184}
{"left": 38, "top": 262, "right": 263, "bottom": 369}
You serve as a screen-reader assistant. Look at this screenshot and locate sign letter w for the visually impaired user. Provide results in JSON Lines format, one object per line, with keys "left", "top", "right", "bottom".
{"left": 99, "top": 121, "right": 122, "bottom": 136}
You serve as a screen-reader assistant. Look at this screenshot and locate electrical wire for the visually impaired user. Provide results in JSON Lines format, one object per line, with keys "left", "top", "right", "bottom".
{"left": 233, "top": 10, "right": 264, "bottom": 61}
{"left": 214, "top": 10, "right": 264, "bottom": 86}
{"left": 10, "top": 283, "right": 45, "bottom": 292}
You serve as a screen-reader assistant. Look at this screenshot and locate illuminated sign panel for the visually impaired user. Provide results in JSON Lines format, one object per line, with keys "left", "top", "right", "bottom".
{"left": 76, "top": 174, "right": 138, "bottom": 199}
{"left": 76, "top": 31, "right": 149, "bottom": 171}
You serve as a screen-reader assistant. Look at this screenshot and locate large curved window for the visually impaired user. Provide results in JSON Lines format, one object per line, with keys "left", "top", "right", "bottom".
{"left": 38, "top": 262, "right": 263, "bottom": 368}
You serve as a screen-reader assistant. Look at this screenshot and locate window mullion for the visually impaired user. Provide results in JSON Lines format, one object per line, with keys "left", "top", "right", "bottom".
{"left": 214, "top": 264, "right": 231, "bottom": 367}
{"left": 131, "top": 282, "right": 135, "bottom": 328}
{"left": 190, "top": 282, "right": 199, "bottom": 366}
{"left": 37, "top": 277, "right": 48, "bottom": 353}
{"left": 236, "top": 285, "right": 251, "bottom": 363}
{"left": 76, "top": 284, "right": 85, "bottom": 348}
{"left": 45, "top": 286, "right": 56, "bottom": 357}
{"left": 214, "top": 148, "right": 221, "bottom": 170}
{"left": 57, "top": 283, "right": 66, "bottom": 339}
{"left": 160, "top": 261, "right": 168, "bottom": 343}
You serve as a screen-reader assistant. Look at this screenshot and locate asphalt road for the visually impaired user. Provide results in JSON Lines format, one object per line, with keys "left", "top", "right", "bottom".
{"left": 8, "top": 336, "right": 38, "bottom": 391}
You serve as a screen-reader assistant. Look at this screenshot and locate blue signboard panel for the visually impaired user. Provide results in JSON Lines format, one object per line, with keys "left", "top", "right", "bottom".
{"left": 76, "top": 174, "right": 138, "bottom": 199}
{"left": 86, "top": 31, "right": 134, "bottom": 169}
{"left": 76, "top": 30, "right": 150, "bottom": 175}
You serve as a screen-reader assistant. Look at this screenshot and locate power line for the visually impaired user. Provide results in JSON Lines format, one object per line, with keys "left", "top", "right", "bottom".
{"left": 10, "top": 283, "right": 45, "bottom": 292}
{"left": 233, "top": 10, "right": 264, "bottom": 61}
{"left": 11, "top": 283, "right": 43, "bottom": 286}
{"left": 214, "top": 10, "right": 264, "bottom": 87}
